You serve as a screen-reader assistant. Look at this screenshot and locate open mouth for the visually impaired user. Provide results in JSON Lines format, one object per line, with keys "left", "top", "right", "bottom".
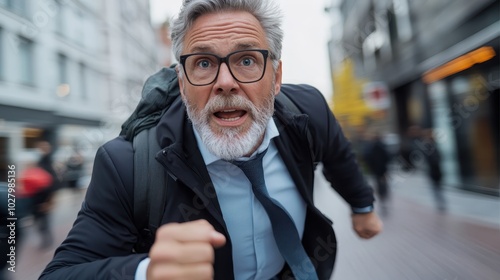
{"left": 213, "top": 109, "right": 247, "bottom": 122}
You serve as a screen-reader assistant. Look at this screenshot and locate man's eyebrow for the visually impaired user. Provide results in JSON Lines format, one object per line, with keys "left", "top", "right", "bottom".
{"left": 235, "top": 43, "right": 258, "bottom": 49}
{"left": 189, "top": 43, "right": 261, "bottom": 54}
{"left": 190, "top": 46, "right": 214, "bottom": 53}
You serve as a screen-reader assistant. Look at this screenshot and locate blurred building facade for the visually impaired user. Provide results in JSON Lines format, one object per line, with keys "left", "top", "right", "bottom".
{"left": 155, "top": 19, "right": 173, "bottom": 68}
{"left": 328, "top": 0, "right": 499, "bottom": 195}
{"left": 0, "top": 0, "right": 158, "bottom": 180}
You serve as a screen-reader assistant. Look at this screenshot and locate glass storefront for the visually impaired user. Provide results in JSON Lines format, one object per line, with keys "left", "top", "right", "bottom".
{"left": 427, "top": 81, "right": 461, "bottom": 187}
{"left": 428, "top": 61, "right": 499, "bottom": 195}
{"left": 449, "top": 69, "right": 499, "bottom": 193}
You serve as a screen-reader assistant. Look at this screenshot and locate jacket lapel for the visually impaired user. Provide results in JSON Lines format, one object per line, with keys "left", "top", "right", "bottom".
{"left": 273, "top": 112, "right": 316, "bottom": 206}
{"left": 157, "top": 122, "right": 226, "bottom": 230}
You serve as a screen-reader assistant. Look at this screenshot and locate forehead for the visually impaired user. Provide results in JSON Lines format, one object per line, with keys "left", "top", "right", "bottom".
{"left": 183, "top": 11, "right": 268, "bottom": 54}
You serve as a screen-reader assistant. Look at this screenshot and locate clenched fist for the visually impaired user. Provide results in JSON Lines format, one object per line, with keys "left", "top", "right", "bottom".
{"left": 147, "top": 220, "right": 226, "bottom": 280}
{"left": 351, "top": 212, "right": 383, "bottom": 239}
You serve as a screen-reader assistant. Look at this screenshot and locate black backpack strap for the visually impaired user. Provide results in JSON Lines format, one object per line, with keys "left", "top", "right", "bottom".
{"left": 132, "top": 126, "right": 168, "bottom": 252}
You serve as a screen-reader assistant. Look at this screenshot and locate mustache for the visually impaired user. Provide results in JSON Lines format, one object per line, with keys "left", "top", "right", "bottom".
{"left": 204, "top": 95, "right": 255, "bottom": 115}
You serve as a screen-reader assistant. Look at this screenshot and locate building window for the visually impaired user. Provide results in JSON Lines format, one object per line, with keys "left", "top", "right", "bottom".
{"left": 58, "top": 53, "right": 67, "bottom": 83}
{"left": 392, "top": 0, "right": 413, "bottom": 42}
{"left": 18, "top": 36, "right": 34, "bottom": 86}
{"left": 75, "top": 9, "right": 85, "bottom": 46}
{"left": 55, "top": 0, "right": 66, "bottom": 37}
{"left": 0, "top": 28, "right": 3, "bottom": 80}
{"left": 57, "top": 53, "right": 70, "bottom": 98}
{"left": 79, "top": 62, "right": 87, "bottom": 100}
{"left": 387, "top": 8, "right": 398, "bottom": 47}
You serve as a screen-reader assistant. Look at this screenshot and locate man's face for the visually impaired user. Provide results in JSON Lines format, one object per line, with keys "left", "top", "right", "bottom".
{"left": 178, "top": 11, "right": 282, "bottom": 160}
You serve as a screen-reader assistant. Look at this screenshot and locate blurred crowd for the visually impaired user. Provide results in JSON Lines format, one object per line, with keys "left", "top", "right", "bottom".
{"left": 356, "top": 125, "right": 447, "bottom": 215}
{"left": 1, "top": 141, "right": 86, "bottom": 279}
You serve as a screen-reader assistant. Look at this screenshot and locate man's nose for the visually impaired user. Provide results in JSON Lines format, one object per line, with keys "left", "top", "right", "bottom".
{"left": 214, "top": 63, "right": 238, "bottom": 92}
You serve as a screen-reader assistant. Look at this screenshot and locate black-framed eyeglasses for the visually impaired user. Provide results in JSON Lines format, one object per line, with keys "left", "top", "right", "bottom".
{"left": 179, "top": 49, "right": 269, "bottom": 86}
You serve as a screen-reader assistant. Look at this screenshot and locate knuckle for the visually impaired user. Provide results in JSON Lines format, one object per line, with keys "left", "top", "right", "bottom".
{"left": 149, "top": 244, "right": 162, "bottom": 259}
{"left": 151, "top": 267, "right": 180, "bottom": 280}
{"left": 196, "top": 219, "right": 213, "bottom": 230}
{"left": 149, "top": 248, "right": 158, "bottom": 260}
{"left": 157, "top": 223, "right": 179, "bottom": 237}
{"left": 161, "top": 247, "right": 180, "bottom": 262}
{"left": 150, "top": 242, "right": 178, "bottom": 262}
{"left": 199, "top": 263, "right": 214, "bottom": 279}
{"left": 200, "top": 243, "right": 215, "bottom": 260}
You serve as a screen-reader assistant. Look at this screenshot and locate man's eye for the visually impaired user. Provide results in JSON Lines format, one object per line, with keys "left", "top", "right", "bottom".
{"left": 197, "top": 60, "right": 212, "bottom": 68}
{"left": 241, "top": 58, "right": 255, "bottom": 66}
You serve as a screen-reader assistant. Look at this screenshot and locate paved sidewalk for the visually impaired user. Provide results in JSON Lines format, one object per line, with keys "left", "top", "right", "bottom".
{"left": 10, "top": 189, "right": 85, "bottom": 280}
{"left": 314, "top": 168, "right": 500, "bottom": 280}
{"left": 386, "top": 169, "right": 500, "bottom": 228}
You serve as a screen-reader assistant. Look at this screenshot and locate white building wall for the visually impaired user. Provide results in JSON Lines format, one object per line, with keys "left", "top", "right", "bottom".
{"left": 0, "top": 0, "right": 158, "bottom": 176}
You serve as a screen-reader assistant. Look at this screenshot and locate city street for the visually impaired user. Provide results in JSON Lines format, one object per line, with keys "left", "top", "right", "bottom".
{"left": 315, "top": 168, "right": 500, "bottom": 280}
{"left": 1, "top": 1, "right": 498, "bottom": 280}
{"left": 10, "top": 189, "right": 86, "bottom": 280}
{"left": 7, "top": 169, "right": 500, "bottom": 280}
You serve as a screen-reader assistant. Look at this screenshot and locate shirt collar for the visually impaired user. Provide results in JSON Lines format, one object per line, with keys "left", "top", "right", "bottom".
{"left": 193, "top": 118, "right": 280, "bottom": 165}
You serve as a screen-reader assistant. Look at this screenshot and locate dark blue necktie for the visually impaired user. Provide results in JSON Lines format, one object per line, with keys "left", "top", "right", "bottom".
{"left": 233, "top": 150, "right": 318, "bottom": 280}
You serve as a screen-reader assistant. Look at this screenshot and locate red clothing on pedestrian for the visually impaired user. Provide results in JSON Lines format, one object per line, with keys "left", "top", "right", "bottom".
{"left": 20, "top": 167, "right": 53, "bottom": 197}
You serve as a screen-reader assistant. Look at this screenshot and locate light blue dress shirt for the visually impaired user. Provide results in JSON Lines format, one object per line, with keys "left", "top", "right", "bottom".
{"left": 136, "top": 118, "right": 307, "bottom": 279}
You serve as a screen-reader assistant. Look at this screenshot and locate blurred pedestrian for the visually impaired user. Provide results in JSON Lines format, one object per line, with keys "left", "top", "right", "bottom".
{"left": 400, "top": 125, "right": 422, "bottom": 171}
{"left": 28, "top": 141, "right": 61, "bottom": 249}
{"left": 422, "top": 129, "right": 446, "bottom": 211}
{"left": 63, "top": 149, "right": 84, "bottom": 192}
{"left": 36, "top": 141, "right": 62, "bottom": 192}
{"left": 19, "top": 155, "right": 55, "bottom": 250}
{"left": 362, "top": 132, "right": 391, "bottom": 214}
{"left": 19, "top": 161, "right": 53, "bottom": 198}
{"left": 40, "top": 1, "right": 382, "bottom": 279}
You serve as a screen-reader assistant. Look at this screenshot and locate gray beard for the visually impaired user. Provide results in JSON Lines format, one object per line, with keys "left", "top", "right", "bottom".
{"left": 184, "top": 91, "right": 275, "bottom": 160}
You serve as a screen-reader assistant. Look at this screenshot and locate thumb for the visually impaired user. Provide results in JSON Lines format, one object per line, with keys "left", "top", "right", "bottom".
{"left": 210, "top": 231, "right": 226, "bottom": 248}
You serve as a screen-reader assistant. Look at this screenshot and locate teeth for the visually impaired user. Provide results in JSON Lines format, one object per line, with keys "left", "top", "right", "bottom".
{"left": 221, "top": 117, "right": 240, "bottom": 121}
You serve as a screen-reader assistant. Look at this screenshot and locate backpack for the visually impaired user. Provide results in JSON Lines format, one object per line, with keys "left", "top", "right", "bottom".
{"left": 124, "top": 68, "right": 313, "bottom": 252}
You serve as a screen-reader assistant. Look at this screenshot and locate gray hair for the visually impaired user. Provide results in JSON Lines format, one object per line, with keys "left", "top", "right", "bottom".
{"left": 171, "top": 0, "right": 283, "bottom": 69}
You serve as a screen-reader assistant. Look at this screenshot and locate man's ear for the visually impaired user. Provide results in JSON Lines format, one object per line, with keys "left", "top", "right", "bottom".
{"left": 274, "top": 60, "right": 282, "bottom": 95}
{"left": 176, "top": 65, "right": 185, "bottom": 95}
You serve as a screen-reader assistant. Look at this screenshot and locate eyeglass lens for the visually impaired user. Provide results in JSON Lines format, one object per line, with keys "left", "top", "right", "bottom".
{"left": 182, "top": 50, "right": 267, "bottom": 85}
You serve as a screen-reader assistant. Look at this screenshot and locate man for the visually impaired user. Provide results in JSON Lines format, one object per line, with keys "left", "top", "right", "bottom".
{"left": 40, "top": 0, "right": 382, "bottom": 279}
{"left": 33, "top": 141, "right": 60, "bottom": 249}
{"left": 362, "top": 132, "right": 391, "bottom": 214}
